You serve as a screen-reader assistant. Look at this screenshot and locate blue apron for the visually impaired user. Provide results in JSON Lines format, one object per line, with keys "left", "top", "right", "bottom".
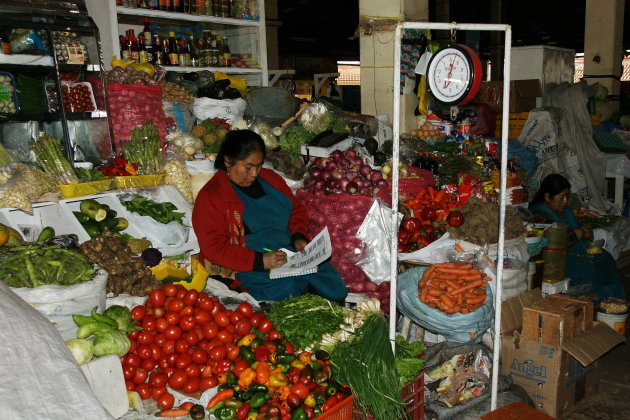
{"left": 234, "top": 179, "right": 347, "bottom": 302}
{"left": 530, "top": 203, "right": 625, "bottom": 299}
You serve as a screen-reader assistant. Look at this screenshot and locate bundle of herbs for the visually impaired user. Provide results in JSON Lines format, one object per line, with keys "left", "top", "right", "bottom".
{"left": 330, "top": 311, "right": 407, "bottom": 420}
{"left": 121, "top": 121, "right": 163, "bottom": 175}
{"left": 266, "top": 294, "right": 349, "bottom": 351}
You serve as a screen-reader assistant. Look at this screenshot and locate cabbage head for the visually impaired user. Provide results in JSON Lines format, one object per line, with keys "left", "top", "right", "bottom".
{"left": 65, "top": 338, "right": 94, "bottom": 365}
{"left": 103, "top": 305, "right": 133, "bottom": 333}
{"left": 93, "top": 330, "right": 131, "bottom": 357}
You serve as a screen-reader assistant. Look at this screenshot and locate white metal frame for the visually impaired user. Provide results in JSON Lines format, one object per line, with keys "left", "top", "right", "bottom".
{"left": 391, "top": 22, "right": 512, "bottom": 411}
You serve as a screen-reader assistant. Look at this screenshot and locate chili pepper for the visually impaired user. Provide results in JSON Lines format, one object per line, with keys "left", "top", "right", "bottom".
{"left": 276, "top": 353, "right": 295, "bottom": 365}
{"left": 234, "top": 390, "right": 251, "bottom": 402}
{"left": 188, "top": 404, "right": 205, "bottom": 420}
{"left": 290, "top": 360, "right": 305, "bottom": 370}
{"left": 302, "top": 406, "right": 314, "bottom": 420}
{"left": 256, "top": 361, "right": 271, "bottom": 385}
{"left": 283, "top": 342, "right": 294, "bottom": 354}
{"left": 255, "top": 346, "right": 271, "bottom": 363}
{"left": 290, "top": 407, "right": 307, "bottom": 420}
{"left": 265, "top": 405, "right": 282, "bottom": 420}
{"left": 207, "top": 389, "right": 234, "bottom": 410}
{"left": 223, "top": 397, "right": 244, "bottom": 409}
{"left": 313, "top": 370, "right": 329, "bottom": 386}
{"left": 239, "top": 346, "right": 255, "bottom": 364}
{"left": 287, "top": 367, "right": 301, "bottom": 384}
{"left": 238, "top": 367, "right": 256, "bottom": 389}
{"left": 303, "top": 394, "right": 316, "bottom": 408}
{"left": 246, "top": 409, "right": 259, "bottom": 420}
{"left": 209, "top": 401, "right": 224, "bottom": 414}
{"left": 249, "top": 383, "right": 268, "bottom": 394}
{"left": 313, "top": 407, "right": 322, "bottom": 417}
{"left": 274, "top": 386, "right": 290, "bottom": 401}
{"left": 285, "top": 393, "right": 302, "bottom": 410}
{"left": 269, "top": 373, "right": 288, "bottom": 387}
{"left": 273, "top": 341, "right": 286, "bottom": 354}
{"left": 238, "top": 334, "right": 257, "bottom": 347}
{"left": 289, "top": 383, "right": 309, "bottom": 399}
{"left": 265, "top": 342, "right": 277, "bottom": 354}
{"left": 282, "top": 413, "right": 291, "bottom": 420}
{"left": 325, "top": 381, "right": 339, "bottom": 396}
{"left": 321, "top": 396, "right": 338, "bottom": 412}
{"left": 251, "top": 337, "right": 264, "bottom": 349}
{"left": 249, "top": 391, "right": 269, "bottom": 409}
{"left": 226, "top": 371, "right": 238, "bottom": 385}
{"left": 236, "top": 402, "right": 251, "bottom": 420}
{"left": 215, "top": 405, "right": 237, "bottom": 420}
{"left": 297, "top": 351, "right": 312, "bottom": 365}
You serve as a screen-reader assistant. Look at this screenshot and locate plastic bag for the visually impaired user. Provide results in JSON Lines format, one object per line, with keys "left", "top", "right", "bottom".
{"left": 355, "top": 199, "right": 402, "bottom": 284}
{"left": 397, "top": 266, "right": 494, "bottom": 343}
{"left": 163, "top": 150, "right": 194, "bottom": 203}
{"left": 0, "top": 168, "right": 32, "bottom": 213}
{"left": 193, "top": 97, "right": 246, "bottom": 124}
{"left": 9, "top": 269, "right": 107, "bottom": 340}
{"left": 0, "top": 281, "right": 113, "bottom": 419}
{"left": 107, "top": 82, "right": 168, "bottom": 153}
{"left": 166, "top": 131, "right": 203, "bottom": 161}
{"left": 163, "top": 100, "right": 195, "bottom": 133}
{"left": 299, "top": 102, "right": 333, "bottom": 134}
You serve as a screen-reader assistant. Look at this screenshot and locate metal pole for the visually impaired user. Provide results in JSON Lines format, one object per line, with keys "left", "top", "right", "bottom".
{"left": 389, "top": 21, "right": 511, "bottom": 411}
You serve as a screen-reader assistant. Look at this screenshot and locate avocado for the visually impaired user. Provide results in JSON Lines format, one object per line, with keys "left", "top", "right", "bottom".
{"left": 37, "top": 226, "right": 55, "bottom": 242}
{"left": 79, "top": 199, "right": 107, "bottom": 222}
{"left": 106, "top": 209, "right": 118, "bottom": 219}
{"left": 73, "top": 211, "right": 90, "bottom": 224}
{"left": 101, "top": 217, "right": 119, "bottom": 230}
{"left": 112, "top": 217, "right": 129, "bottom": 232}
{"left": 364, "top": 138, "right": 379, "bottom": 155}
{"left": 373, "top": 151, "right": 388, "bottom": 167}
{"left": 82, "top": 220, "right": 102, "bottom": 238}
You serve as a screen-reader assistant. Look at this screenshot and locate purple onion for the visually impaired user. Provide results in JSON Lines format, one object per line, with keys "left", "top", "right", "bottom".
{"left": 326, "top": 179, "right": 338, "bottom": 189}
{"left": 338, "top": 178, "right": 351, "bottom": 190}
{"left": 310, "top": 186, "right": 325, "bottom": 196}
{"left": 331, "top": 168, "right": 346, "bottom": 180}
{"left": 370, "top": 171, "right": 383, "bottom": 182}
{"left": 321, "top": 170, "right": 332, "bottom": 181}
{"left": 314, "top": 180, "right": 326, "bottom": 189}
{"left": 359, "top": 187, "right": 372, "bottom": 196}
{"left": 330, "top": 150, "right": 343, "bottom": 161}
{"left": 324, "top": 161, "right": 338, "bottom": 172}
{"left": 345, "top": 149, "right": 357, "bottom": 159}
{"left": 308, "top": 165, "right": 323, "bottom": 179}
{"left": 338, "top": 158, "right": 351, "bottom": 168}
{"left": 332, "top": 187, "right": 344, "bottom": 195}
{"left": 346, "top": 182, "right": 359, "bottom": 194}
{"left": 376, "top": 179, "right": 389, "bottom": 189}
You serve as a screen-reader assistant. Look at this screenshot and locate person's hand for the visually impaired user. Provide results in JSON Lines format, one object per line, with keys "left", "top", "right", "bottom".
{"left": 573, "top": 227, "right": 586, "bottom": 240}
{"left": 294, "top": 239, "right": 308, "bottom": 254}
{"left": 263, "top": 251, "right": 287, "bottom": 269}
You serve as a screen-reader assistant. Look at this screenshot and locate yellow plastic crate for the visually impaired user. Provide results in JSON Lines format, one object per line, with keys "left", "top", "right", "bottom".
{"left": 58, "top": 179, "right": 113, "bottom": 199}
{"left": 113, "top": 174, "right": 164, "bottom": 189}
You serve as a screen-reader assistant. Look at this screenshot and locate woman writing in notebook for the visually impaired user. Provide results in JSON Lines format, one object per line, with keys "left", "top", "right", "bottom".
{"left": 192, "top": 130, "right": 347, "bottom": 302}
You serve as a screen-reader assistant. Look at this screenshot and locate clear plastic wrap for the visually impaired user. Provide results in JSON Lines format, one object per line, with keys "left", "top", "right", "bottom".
{"left": 0, "top": 71, "right": 19, "bottom": 114}
{"left": 166, "top": 131, "right": 203, "bottom": 161}
{"left": 163, "top": 150, "right": 194, "bottom": 203}
{"left": 298, "top": 102, "right": 333, "bottom": 134}
{"left": 0, "top": 168, "right": 32, "bottom": 213}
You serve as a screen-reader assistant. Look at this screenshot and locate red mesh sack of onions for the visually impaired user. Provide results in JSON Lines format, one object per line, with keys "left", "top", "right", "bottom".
{"left": 107, "top": 82, "right": 168, "bottom": 153}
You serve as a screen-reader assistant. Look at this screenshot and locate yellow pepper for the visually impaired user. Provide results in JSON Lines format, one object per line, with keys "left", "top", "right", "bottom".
{"left": 238, "top": 334, "right": 257, "bottom": 347}
{"left": 246, "top": 411, "right": 258, "bottom": 420}
{"left": 269, "top": 373, "right": 288, "bottom": 387}
{"left": 290, "top": 360, "right": 305, "bottom": 369}
{"left": 298, "top": 351, "right": 312, "bottom": 365}
{"left": 237, "top": 368, "right": 256, "bottom": 389}
{"left": 174, "top": 255, "right": 208, "bottom": 292}
{"left": 150, "top": 260, "right": 188, "bottom": 280}
{"left": 304, "top": 394, "right": 316, "bottom": 407}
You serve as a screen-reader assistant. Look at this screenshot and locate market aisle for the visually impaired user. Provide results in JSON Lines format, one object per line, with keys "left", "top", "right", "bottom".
{"left": 563, "top": 264, "right": 630, "bottom": 420}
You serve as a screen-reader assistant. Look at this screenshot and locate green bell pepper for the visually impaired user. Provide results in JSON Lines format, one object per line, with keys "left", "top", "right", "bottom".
{"left": 214, "top": 405, "right": 237, "bottom": 420}
{"left": 249, "top": 391, "right": 269, "bottom": 409}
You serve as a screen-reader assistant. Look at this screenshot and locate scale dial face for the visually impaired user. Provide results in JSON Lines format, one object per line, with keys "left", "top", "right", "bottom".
{"left": 426, "top": 44, "right": 482, "bottom": 106}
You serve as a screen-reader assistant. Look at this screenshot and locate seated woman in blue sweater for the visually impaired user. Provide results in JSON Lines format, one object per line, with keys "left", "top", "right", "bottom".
{"left": 529, "top": 174, "right": 625, "bottom": 299}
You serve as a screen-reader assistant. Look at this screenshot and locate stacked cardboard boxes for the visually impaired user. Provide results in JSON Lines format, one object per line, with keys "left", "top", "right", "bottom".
{"left": 500, "top": 290, "right": 625, "bottom": 419}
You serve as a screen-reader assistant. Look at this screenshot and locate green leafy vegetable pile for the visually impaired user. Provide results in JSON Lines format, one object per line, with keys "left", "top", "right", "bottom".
{"left": 266, "top": 294, "right": 349, "bottom": 350}
{"left": 121, "top": 195, "right": 185, "bottom": 225}
{"left": 395, "top": 335, "right": 425, "bottom": 386}
{"left": 576, "top": 215, "right": 619, "bottom": 229}
{"left": 278, "top": 125, "right": 314, "bottom": 157}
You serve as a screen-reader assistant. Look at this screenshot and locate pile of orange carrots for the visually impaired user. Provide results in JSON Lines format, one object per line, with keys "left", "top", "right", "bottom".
{"left": 418, "top": 263, "right": 491, "bottom": 315}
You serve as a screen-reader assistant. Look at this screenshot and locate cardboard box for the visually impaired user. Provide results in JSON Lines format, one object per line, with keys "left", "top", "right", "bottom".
{"left": 500, "top": 289, "right": 625, "bottom": 419}
{"left": 476, "top": 79, "right": 543, "bottom": 113}
{"left": 521, "top": 294, "right": 594, "bottom": 345}
{"left": 480, "top": 401, "right": 555, "bottom": 420}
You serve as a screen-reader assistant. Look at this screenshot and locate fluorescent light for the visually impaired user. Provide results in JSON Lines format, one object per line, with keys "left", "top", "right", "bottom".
{"left": 337, "top": 61, "right": 360, "bottom": 65}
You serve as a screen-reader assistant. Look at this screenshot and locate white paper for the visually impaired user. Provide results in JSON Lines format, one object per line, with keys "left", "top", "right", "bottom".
{"left": 270, "top": 227, "right": 332, "bottom": 277}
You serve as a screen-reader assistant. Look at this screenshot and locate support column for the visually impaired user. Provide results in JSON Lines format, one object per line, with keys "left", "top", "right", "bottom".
{"left": 583, "top": 0, "right": 625, "bottom": 109}
{"left": 359, "top": 0, "right": 429, "bottom": 133}
{"left": 265, "top": 0, "right": 280, "bottom": 70}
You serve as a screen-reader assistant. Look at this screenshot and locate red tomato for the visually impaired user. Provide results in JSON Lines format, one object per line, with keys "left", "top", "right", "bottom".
{"left": 183, "top": 289, "right": 199, "bottom": 306}
{"left": 151, "top": 385, "right": 168, "bottom": 400}
{"left": 128, "top": 338, "right": 137, "bottom": 354}
{"left": 164, "top": 325, "right": 182, "bottom": 341}
{"left": 402, "top": 217, "right": 422, "bottom": 233}
{"left": 141, "top": 358, "right": 156, "bottom": 372}
{"left": 212, "top": 358, "right": 232, "bottom": 375}
{"left": 194, "top": 309, "right": 212, "bottom": 324}
{"left": 191, "top": 348, "right": 207, "bottom": 365}
{"left": 142, "top": 316, "right": 157, "bottom": 333}
{"left": 198, "top": 291, "right": 210, "bottom": 300}
{"left": 180, "top": 305, "right": 194, "bottom": 317}
{"left": 165, "top": 311, "right": 180, "bottom": 326}
{"left": 201, "top": 321, "right": 219, "bottom": 339}
{"left": 148, "top": 289, "right": 166, "bottom": 307}
{"left": 198, "top": 297, "right": 215, "bottom": 312}
{"left": 208, "top": 344, "right": 227, "bottom": 361}
{"left": 217, "top": 329, "right": 234, "bottom": 344}
{"left": 166, "top": 298, "right": 184, "bottom": 313}
{"left": 268, "top": 329, "right": 281, "bottom": 340}
{"left": 236, "top": 302, "right": 254, "bottom": 318}
{"left": 153, "top": 306, "right": 165, "bottom": 319}
{"left": 258, "top": 319, "right": 273, "bottom": 334}
{"left": 179, "top": 315, "right": 196, "bottom": 332}
{"left": 167, "top": 370, "right": 188, "bottom": 390}
{"left": 225, "top": 344, "right": 240, "bottom": 361}
{"left": 154, "top": 334, "right": 167, "bottom": 348}
{"left": 235, "top": 319, "right": 252, "bottom": 336}
{"left": 163, "top": 284, "right": 178, "bottom": 297}
{"left": 158, "top": 357, "right": 169, "bottom": 369}
{"left": 175, "top": 353, "right": 192, "bottom": 370}
{"left": 200, "top": 375, "right": 218, "bottom": 391}
{"left": 229, "top": 311, "right": 242, "bottom": 325}
{"left": 149, "top": 371, "right": 168, "bottom": 388}
{"left": 210, "top": 298, "right": 223, "bottom": 315}
{"left": 123, "top": 364, "right": 135, "bottom": 380}
{"left": 129, "top": 329, "right": 141, "bottom": 340}
{"left": 175, "top": 339, "right": 190, "bottom": 354}
{"left": 155, "top": 318, "right": 169, "bottom": 332}
{"left": 233, "top": 359, "right": 249, "bottom": 376}
{"left": 136, "top": 344, "right": 152, "bottom": 360}
{"left": 125, "top": 380, "right": 135, "bottom": 391}
{"left": 125, "top": 353, "right": 142, "bottom": 368}
{"left": 161, "top": 340, "right": 176, "bottom": 355}
{"left": 133, "top": 367, "right": 148, "bottom": 385}
{"left": 185, "top": 363, "right": 201, "bottom": 378}
{"left": 214, "top": 311, "right": 230, "bottom": 328}
{"left": 175, "top": 287, "right": 187, "bottom": 300}
{"left": 183, "top": 330, "right": 200, "bottom": 346}
{"left": 137, "top": 332, "right": 154, "bottom": 345}
{"left": 250, "top": 312, "right": 266, "bottom": 327}
{"left": 165, "top": 353, "right": 177, "bottom": 367}
{"left": 183, "top": 377, "right": 200, "bottom": 394}
{"left": 157, "top": 392, "right": 175, "bottom": 410}
{"left": 131, "top": 306, "right": 146, "bottom": 321}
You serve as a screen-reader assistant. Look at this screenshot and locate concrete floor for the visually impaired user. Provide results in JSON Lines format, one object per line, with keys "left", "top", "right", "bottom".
{"left": 563, "top": 262, "right": 630, "bottom": 420}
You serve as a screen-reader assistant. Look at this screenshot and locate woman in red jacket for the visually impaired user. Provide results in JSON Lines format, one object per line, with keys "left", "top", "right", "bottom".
{"left": 192, "top": 130, "right": 347, "bottom": 302}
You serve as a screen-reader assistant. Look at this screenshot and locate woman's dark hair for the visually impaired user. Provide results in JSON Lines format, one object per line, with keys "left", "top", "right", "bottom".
{"left": 530, "top": 174, "right": 571, "bottom": 205}
{"left": 214, "top": 130, "right": 266, "bottom": 171}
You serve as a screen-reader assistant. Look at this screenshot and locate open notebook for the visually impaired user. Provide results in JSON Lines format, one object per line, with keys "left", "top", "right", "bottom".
{"left": 269, "top": 227, "right": 331, "bottom": 279}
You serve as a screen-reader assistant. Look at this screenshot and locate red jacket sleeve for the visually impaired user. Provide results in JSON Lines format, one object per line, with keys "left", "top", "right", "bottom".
{"left": 260, "top": 169, "right": 309, "bottom": 239}
{"left": 192, "top": 176, "right": 257, "bottom": 272}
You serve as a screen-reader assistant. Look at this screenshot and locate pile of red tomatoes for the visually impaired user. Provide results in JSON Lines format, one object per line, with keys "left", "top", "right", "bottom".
{"left": 122, "top": 283, "right": 349, "bottom": 419}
